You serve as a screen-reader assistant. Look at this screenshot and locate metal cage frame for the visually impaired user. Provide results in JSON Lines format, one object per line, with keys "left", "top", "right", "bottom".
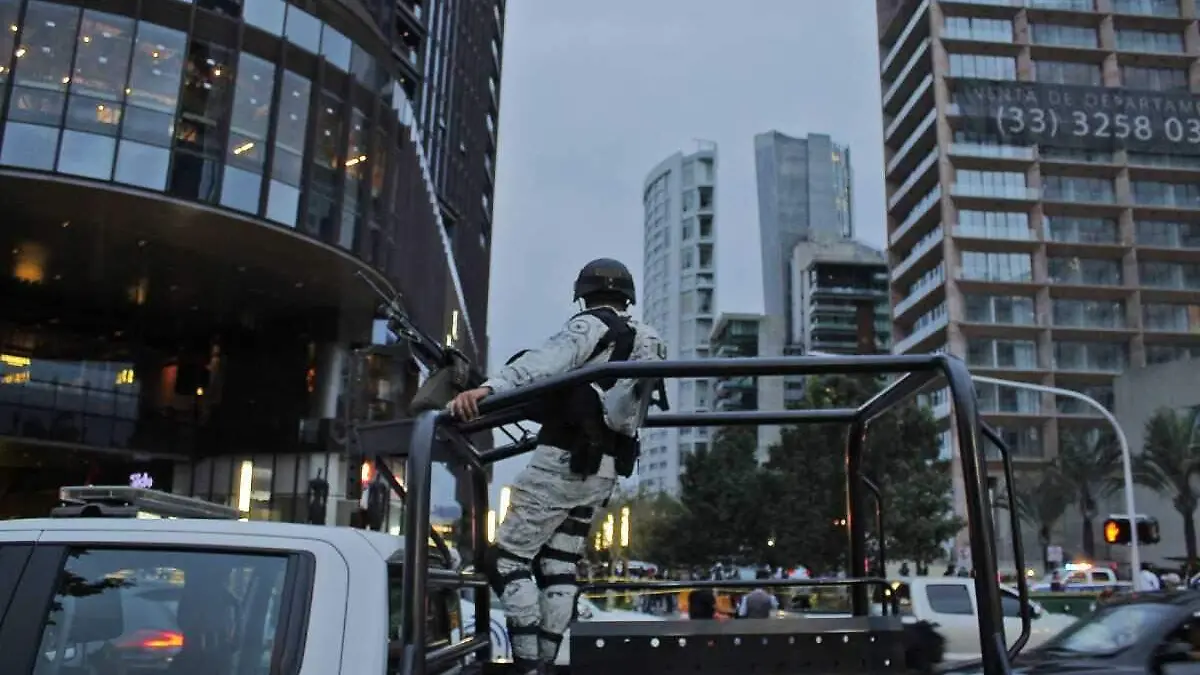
{"left": 356, "top": 352, "right": 1032, "bottom": 675}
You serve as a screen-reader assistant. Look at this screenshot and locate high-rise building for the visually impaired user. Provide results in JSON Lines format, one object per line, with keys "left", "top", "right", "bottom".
{"left": 877, "top": 0, "right": 1200, "bottom": 520}
{"left": 640, "top": 145, "right": 718, "bottom": 495}
{"left": 0, "top": 0, "right": 502, "bottom": 525}
{"left": 791, "top": 239, "right": 892, "bottom": 355}
{"left": 755, "top": 131, "right": 855, "bottom": 328}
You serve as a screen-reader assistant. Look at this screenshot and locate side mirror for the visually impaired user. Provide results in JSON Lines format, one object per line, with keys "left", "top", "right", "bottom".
{"left": 1157, "top": 641, "right": 1194, "bottom": 664}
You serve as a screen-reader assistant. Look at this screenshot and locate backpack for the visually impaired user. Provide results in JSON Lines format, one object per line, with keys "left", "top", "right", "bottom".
{"left": 507, "top": 308, "right": 640, "bottom": 476}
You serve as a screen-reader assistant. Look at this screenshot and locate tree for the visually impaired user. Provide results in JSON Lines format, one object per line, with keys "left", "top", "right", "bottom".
{"left": 996, "top": 470, "right": 1071, "bottom": 571}
{"left": 763, "top": 375, "right": 961, "bottom": 574}
{"left": 667, "top": 426, "right": 774, "bottom": 565}
{"left": 1056, "top": 427, "right": 1121, "bottom": 559}
{"left": 1134, "top": 407, "right": 1200, "bottom": 564}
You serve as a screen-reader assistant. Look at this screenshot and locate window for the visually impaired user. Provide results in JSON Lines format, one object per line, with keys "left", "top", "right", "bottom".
{"left": 1, "top": 1, "right": 79, "bottom": 168}
{"left": 169, "top": 39, "right": 234, "bottom": 202}
{"left": 243, "top": 0, "right": 286, "bottom": 35}
{"left": 944, "top": 17, "right": 1013, "bottom": 42}
{"left": 267, "top": 69, "right": 311, "bottom": 227}
{"left": 1033, "top": 60, "right": 1102, "bottom": 86}
{"left": 1052, "top": 299, "right": 1125, "bottom": 328}
{"left": 957, "top": 210, "right": 1030, "bottom": 240}
{"left": 33, "top": 547, "right": 291, "bottom": 674}
{"left": 0, "top": 0, "right": 20, "bottom": 108}
{"left": 283, "top": 4, "right": 321, "bottom": 53}
{"left": 1122, "top": 66, "right": 1188, "bottom": 91}
{"left": 960, "top": 252, "right": 1033, "bottom": 283}
{"left": 222, "top": 52, "right": 275, "bottom": 214}
{"left": 1029, "top": 23, "right": 1097, "bottom": 48}
{"left": 1047, "top": 256, "right": 1122, "bottom": 285}
{"left": 1137, "top": 220, "right": 1200, "bottom": 248}
{"left": 304, "top": 89, "right": 343, "bottom": 239}
{"left": 1131, "top": 181, "right": 1200, "bottom": 209}
{"left": 113, "top": 20, "right": 184, "bottom": 190}
{"left": 1111, "top": 0, "right": 1180, "bottom": 17}
{"left": 1042, "top": 176, "right": 1114, "bottom": 202}
{"left": 947, "top": 53, "right": 1016, "bottom": 80}
{"left": 964, "top": 294, "right": 1035, "bottom": 325}
{"left": 1115, "top": 28, "right": 1184, "bottom": 52}
{"left": 1044, "top": 216, "right": 1117, "bottom": 244}
{"left": 925, "top": 584, "right": 973, "bottom": 615}
{"left": 60, "top": 8, "right": 134, "bottom": 179}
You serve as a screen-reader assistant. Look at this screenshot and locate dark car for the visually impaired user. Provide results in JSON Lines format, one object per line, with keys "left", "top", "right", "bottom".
{"left": 942, "top": 591, "right": 1200, "bottom": 675}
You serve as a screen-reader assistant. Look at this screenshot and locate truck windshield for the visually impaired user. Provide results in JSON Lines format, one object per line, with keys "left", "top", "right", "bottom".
{"left": 1041, "top": 602, "right": 1176, "bottom": 656}
{"left": 32, "top": 547, "right": 290, "bottom": 675}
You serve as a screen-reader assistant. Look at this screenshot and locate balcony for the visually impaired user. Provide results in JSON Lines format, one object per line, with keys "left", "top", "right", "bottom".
{"left": 1111, "top": 0, "right": 1181, "bottom": 17}
{"left": 953, "top": 224, "right": 1036, "bottom": 241}
{"left": 884, "top": 75, "right": 934, "bottom": 143}
{"left": 886, "top": 109, "right": 937, "bottom": 178}
{"left": 894, "top": 266, "right": 946, "bottom": 318}
{"left": 888, "top": 149, "right": 940, "bottom": 212}
{"left": 950, "top": 184, "right": 1040, "bottom": 200}
{"left": 883, "top": 41, "right": 931, "bottom": 114}
{"left": 881, "top": 0, "right": 932, "bottom": 80}
{"left": 891, "top": 185, "right": 942, "bottom": 249}
{"left": 894, "top": 310, "right": 949, "bottom": 354}
{"left": 892, "top": 225, "right": 945, "bottom": 284}
{"left": 947, "top": 143, "right": 1035, "bottom": 161}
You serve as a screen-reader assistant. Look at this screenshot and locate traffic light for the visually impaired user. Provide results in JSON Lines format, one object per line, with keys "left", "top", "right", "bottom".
{"left": 1102, "top": 516, "right": 1160, "bottom": 545}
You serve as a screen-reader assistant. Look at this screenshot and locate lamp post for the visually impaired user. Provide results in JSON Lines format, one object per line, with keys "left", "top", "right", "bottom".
{"left": 970, "top": 375, "right": 1142, "bottom": 589}
{"left": 801, "top": 351, "right": 1143, "bottom": 590}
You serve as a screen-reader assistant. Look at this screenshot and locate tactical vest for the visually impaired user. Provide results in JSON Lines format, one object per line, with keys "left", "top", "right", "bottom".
{"left": 507, "top": 307, "right": 640, "bottom": 477}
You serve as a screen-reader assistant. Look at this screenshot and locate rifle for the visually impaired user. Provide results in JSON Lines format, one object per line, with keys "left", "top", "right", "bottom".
{"left": 355, "top": 271, "right": 533, "bottom": 446}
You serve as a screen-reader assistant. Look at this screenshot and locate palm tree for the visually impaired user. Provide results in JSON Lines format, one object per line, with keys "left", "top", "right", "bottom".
{"left": 1133, "top": 407, "right": 1200, "bottom": 564}
{"left": 997, "top": 470, "right": 1072, "bottom": 571}
{"left": 1056, "top": 427, "right": 1122, "bottom": 559}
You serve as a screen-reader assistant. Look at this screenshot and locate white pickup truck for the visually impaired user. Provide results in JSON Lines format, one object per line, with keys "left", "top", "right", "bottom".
{"left": 0, "top": 512, "right": 674, "bottom": 675}
{"left": 890, "top": 577, "right": 1078, "bottom": 661}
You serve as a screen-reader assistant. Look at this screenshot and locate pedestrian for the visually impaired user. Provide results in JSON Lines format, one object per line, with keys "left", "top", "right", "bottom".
{"left": 899, "top": 562, "right": 911, "bottom": 577}
{"left": 449, "top": 258, "right": 666, "bottom": 675}
{"left": 737, "top": 570, "right": 780, "bottom": 619}
{"left": 1140, "top": 563, "right": 1162, "bottom": 591}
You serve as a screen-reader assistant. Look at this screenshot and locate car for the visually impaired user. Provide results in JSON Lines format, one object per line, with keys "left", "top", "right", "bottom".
{"left": 460, "top": 589, "right": 664, "bottom": 666}
{"left": 942, "top": 590, "right": 1200, "bottom": 675}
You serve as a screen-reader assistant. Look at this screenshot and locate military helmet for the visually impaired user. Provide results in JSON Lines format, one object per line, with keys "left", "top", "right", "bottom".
{"left": 573, "top": 258, "right": 636, "bottom": 306}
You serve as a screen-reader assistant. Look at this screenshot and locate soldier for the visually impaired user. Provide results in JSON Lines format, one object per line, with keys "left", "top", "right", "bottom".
{"left": 449, "top": 258, "right": 666, "bottom": 675}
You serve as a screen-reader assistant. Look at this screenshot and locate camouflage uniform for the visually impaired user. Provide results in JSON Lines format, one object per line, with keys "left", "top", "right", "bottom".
{"left": 483, "top": 310, "right": 665, "bottom": 673}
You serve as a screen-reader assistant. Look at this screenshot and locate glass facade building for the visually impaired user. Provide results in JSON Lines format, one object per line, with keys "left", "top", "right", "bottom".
{"left": 877, "top": 0, "right": 1200, "bottom": 543}
{"left": 0, "top": 0, "right": 503, "bottom": 526}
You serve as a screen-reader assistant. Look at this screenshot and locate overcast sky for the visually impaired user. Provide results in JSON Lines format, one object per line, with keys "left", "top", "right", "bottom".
{"left": 478, "top": 0, "right": 890, "bottom": 497}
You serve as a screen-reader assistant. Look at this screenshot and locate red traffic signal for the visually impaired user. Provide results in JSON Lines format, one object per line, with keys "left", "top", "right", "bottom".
{"left": 1102, "top": 516, "right": 1160, "bottom": 545}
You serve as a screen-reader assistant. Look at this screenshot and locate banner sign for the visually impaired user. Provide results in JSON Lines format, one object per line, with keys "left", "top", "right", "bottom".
{"left": 950, "top": 79, "right": 1200, "bottom": 156}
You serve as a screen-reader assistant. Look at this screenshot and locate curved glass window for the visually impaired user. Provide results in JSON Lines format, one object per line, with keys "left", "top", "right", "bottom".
{"left": 266, "top": 68, "right": 309, "bottom": 226}
{"left": 115, "top": 20, "right": 185, "bottom": 190}
{"left": 1, "top": 1, "right": 79, "bottom": 167}
{"left": 244, "top": 0, "right": 285, "bottom": 36}
{"left": 170, "top": 38, "right": 233, "bottom": 202}
{"left": 0, "top": 0, "right": 23, "bottom": 109}
{"left": 320, "top": 24, "right": 350, "bottom": 71}
{"left": 304, "top": 89, "right": 342, "bottom": 239}
{"left": 222, "top": 51, "right": 274, "bottom": 213}
{"left": 58, "top": 10, "right": 135, "bottom": 179}
{"left": 283, "top": 5, "right": 320, "bottom": 54}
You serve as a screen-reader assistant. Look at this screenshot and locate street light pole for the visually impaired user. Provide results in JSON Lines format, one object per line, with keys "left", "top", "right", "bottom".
{"left": 970, "top": 375, "right": 1142, "bottom": 589}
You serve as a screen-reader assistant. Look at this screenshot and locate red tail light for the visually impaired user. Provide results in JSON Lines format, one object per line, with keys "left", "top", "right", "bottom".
{"left": 116, "top": 629, "right": 184, "bottom": 650}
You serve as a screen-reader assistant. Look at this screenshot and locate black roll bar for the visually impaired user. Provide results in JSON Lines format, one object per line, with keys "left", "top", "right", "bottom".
{"left": 383, "top": 353, "right": 1012, "bottom": 675}
{"left": 981, "top": 423, "right": 1033, "bottom": 660}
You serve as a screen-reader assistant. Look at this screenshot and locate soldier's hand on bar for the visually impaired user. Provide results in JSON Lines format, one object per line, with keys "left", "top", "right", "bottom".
{"left": 449, "top": 387, "right": 492, "bottom": 422}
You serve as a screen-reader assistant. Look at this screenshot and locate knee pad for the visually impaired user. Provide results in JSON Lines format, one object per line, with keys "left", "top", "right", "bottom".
{"left": 485, "top": 544, "right": 534, "bottom": 596}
